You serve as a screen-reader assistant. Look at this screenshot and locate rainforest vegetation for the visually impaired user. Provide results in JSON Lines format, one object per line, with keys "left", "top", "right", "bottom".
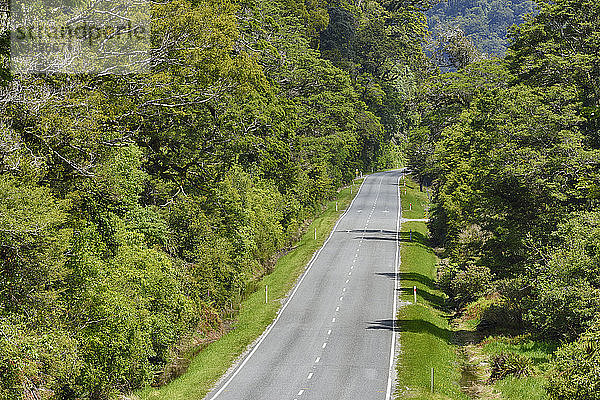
{"left": 0, "top": 0, "right": 422, "bottom": 398}
{"left": 408, "top": 0, "right": 600, "bottom": 398}
{"left": 427, "top": 0, "right": 536, "bottom": 59}
{"left": 0, "top": 0, "right": 599, "bottom": 398}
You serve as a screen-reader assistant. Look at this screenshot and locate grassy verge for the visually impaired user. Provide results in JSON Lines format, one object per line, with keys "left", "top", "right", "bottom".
{"left": 481, "top": 336, "right": 556, "bottom": 400}
{"left": 396, "top": 177, "right": 555, "bottom": 400}
{"left": 400, "top": 176, "right": 429, "bottom": 220}
{"left": 138, "top": 181, "right": 361, "bottom": 400}
{"left": 395, "top": 178, "right": 467, "bottom": 400}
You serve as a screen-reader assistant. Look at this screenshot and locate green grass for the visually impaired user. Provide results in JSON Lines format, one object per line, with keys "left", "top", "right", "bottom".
{"left": 400, "top": 176, "right": 430, "bottom": 220}
{"left": 395, "top": 181, "right": 467, "bottom": 400}
{"left": 481, "top": 336, "right": 556, "bottom": 400}
{"left": 495, "top": 376, "right": 548, "bottom": 400}
{"left": 138, "top": 182, "right": 360, "bottom": 400}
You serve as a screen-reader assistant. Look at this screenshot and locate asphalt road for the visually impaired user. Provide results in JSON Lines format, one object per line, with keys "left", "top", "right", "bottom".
{"left": 205, "top": 170, "right": 405, "bottom": 400}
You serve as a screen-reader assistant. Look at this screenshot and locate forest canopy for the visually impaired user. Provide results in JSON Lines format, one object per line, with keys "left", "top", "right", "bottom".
{"left": 409, "top": 0, "right": 600, "bottom": 397}
{"left": 427, "top": 0, "right": 536, "bottom": 63}
{"left": 0, "top": 0, "right": 425, "bottom": 398}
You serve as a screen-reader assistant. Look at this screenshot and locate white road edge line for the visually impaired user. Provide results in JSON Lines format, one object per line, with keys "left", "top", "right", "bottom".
{"left": 385, "top": 171, "right": 403, "bottom": 400}
{"left": 206, "top": 177, "right": 368, "bottom": 400}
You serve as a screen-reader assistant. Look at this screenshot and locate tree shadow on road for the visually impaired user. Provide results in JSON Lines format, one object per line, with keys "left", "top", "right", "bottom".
{"left": 365, "top": 319, "right": 464, "bottom": 344}
{"left": 366, "top": 319, "right": 396, "bottom": 331}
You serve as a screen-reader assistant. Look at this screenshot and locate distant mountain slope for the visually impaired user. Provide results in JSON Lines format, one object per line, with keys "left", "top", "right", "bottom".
{"left": 427, "top": 0, "right": 536, "bottom": 56}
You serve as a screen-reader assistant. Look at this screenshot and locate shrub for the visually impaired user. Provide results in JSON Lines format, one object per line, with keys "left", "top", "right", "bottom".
{"left": 478, "top": 301, "right": 522, "bottom": 332}
{"left": 450, "top": 265, "right": 493, "bottom": 307}
{"left": 489, "top": 352, "right": 533, "bottom": 382}
{"left": 478, "top": 278, "right": 527, "bottom": 332}
{"left": 0, "top": 342, "right": 21, "bottom": 400}
{"left": 436, "top": 259, "right": 458, "bottom": 296}
{"left": 546, "top": 320, "right": 600, "bottom": 400}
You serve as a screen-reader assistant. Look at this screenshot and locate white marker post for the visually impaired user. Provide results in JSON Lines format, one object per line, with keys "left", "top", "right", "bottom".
{"left": 336, "top": 201, "right": 338, "bottom": 212}
{"left": 265, "top": 285, "right": 268, "bottom": 304}
{"left": 314, "top": 227, "right": 317, "bottom": 240}
{"left": 413, "top": 286, "right": 417, "bottom": 304}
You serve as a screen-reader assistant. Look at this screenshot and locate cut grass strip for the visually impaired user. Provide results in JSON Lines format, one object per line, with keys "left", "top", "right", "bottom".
{"left": 395, "top": 181, "right": 467, "bottom": 400}
{"left": 400, "top": 177, "right": 429, "bottom": 220}
{"left": 138, "top": 182, "right": 361, "bottom": 400}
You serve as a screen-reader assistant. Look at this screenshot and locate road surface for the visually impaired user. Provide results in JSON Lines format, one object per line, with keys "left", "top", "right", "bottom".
{"left": 205, "top": 170, "right": 405, "bottom": 400}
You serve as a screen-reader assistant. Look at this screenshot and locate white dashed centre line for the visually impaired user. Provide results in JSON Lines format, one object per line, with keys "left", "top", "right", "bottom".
{"left": 298, "top": 390, "right": 304, "bottom": 396}
{"left": 336, "top": 306, "right": 340, "bottom": 312}
{"left": 315, "top": 357, "right": 320, "bottom": 363}
{"left": 322, "top": 342, "right": 327, "bottom": 349}
{"left": 332, "top": 317, "right": 336, "bottom": 322}
{"left": 327, "top": 329, "right": 332, "bottom": 335}
{"left": 307, "top": 372, "right": 313, "bottom": 380}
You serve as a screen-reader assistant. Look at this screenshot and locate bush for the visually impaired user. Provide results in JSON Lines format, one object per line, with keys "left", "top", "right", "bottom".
{"left": 436, "top": 259, "right": 458, "bottom": 296}
{"left": 450, "top": 265, "right": 493, "bottom": 307}
{"left": 478, "top": 301, "right": 523, "bottom": 332}
{"left": 478, "top": 278, "right": 527, "bottom": 332}
{"left": 489, "top": 352, "right": 533, "bottom": 382}
{"left": 527, "top": 278, "right": 600, "bottom": 341}
{"left": 546, "top": 320, "right": 600, "bottom": 400}
{"left": 0, "top": 342, "right": 21, "bottom": 400}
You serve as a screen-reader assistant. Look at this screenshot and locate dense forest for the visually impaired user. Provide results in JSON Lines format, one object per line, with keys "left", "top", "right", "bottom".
{"left": 408, "top": 0, "right": 600, "bottom": 397}
{"left": 1, "top": 0, "right": 599, "bottom": 398}
{"left": 0, "top": 0, "right": 425, "bottom": 398}
{"left": 427, "top": 0, "right": 535, "bottom": 66}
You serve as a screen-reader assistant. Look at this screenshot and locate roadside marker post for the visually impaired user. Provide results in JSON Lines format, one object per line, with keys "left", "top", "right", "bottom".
{"left": 431, "top": 367, "right": 435, "bottom": 393}
{"left": 314, "top": 227, "right": 317, "bottom": 240}
{"left": 265, "top": 285, "right": 268, "bottom": 304}
{"left": 336, "top": 202, "right": 338, "bottom": 212}
{"left": 414, "top": 286, "right": 417, "bottom": 304}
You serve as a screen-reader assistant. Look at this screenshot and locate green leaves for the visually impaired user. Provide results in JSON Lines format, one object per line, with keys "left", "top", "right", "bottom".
{"left": 0, "top": 0, "right": 424, "bottom": 396}
{"left": 547, "top": 320, "right": 600, "bottom": 400}
{"left": 0, "top": 177, "right": 70, "bottom": 315}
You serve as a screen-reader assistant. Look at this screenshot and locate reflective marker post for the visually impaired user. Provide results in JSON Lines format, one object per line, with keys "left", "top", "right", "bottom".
{"left": 414, "top": 286, "right": 417, "bottom": 304}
